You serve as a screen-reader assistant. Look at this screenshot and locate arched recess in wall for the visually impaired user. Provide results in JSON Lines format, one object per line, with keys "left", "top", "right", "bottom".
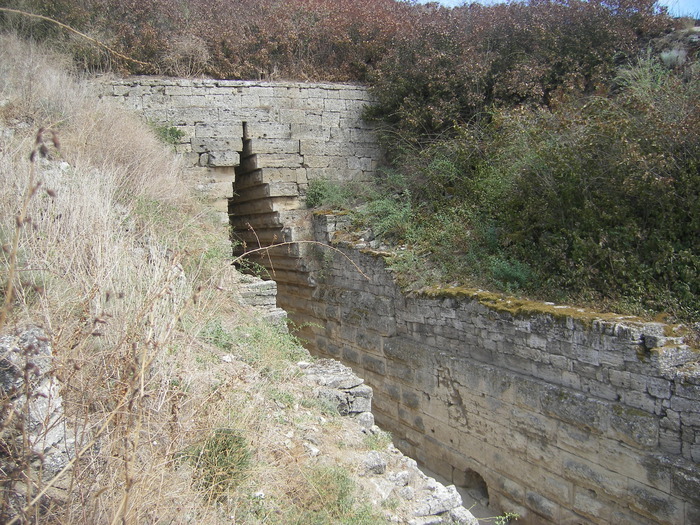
{"left": 455, "top": 467, "right": 490, "bottom": 508}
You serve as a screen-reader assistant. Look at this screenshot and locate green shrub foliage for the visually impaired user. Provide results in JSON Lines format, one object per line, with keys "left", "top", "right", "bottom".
{"left": 377, "top": 56, "right": 699, "bottom": 319}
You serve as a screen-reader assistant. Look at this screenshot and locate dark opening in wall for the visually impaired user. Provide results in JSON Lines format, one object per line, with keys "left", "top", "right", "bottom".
{"left": 455, "top": 468, "right": 489, "bottom": 508}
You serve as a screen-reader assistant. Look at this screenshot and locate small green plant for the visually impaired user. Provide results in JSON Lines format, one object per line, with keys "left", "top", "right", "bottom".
{"left": 358, "top": 195, "right": 412, "bottom": 241}
{"left": 484, "top": 511, "right": 520, "bottom": 524}
{"left": 488, "top": 256, "right": 532, "bottom": 292}
{"left": 198, "top": 319, "right": 235, "bottom": 351}
{"left": 150, "top": 122, "right": 185, "bottom": 146}
{"left": 306, "top": 178, "right": 356, "bottom": 209}
{"left": 363, "top": 429, "right": 392, "bottom": 451}
{"left": 269, "top": 387, "right": 296, "bottom": 408}
{"left": 300, "top": 396, "right": 341, "bottom": 416}
{"left": 291, "top": 466, "right": 386, "bottom": 524}
{"left": 177, "top": 429, "right": 252, "bottom": 503}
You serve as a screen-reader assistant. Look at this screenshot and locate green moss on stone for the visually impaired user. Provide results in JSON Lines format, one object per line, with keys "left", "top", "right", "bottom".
{"left": 419, "top": 285, "right": 639, "bottom": 327}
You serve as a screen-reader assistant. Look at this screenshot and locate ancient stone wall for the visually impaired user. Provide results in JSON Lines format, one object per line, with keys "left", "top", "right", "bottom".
{"left": 104, "top": 77, "right": 378, "bottom": 176}
{"left": 284, "top": 213, "right": 700, "bottom": 525}
{"left": 104, "top": 77, "right": 379, "bottom": 285}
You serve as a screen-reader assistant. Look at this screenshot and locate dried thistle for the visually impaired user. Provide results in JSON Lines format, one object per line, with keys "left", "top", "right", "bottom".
{"left": 29, "top": 128, "right": 60, "bottom": 162}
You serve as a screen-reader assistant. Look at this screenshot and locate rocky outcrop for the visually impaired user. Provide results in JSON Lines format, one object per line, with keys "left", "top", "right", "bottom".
{"left": 0, "top": 326, "right": 74, "bottom": 517}
{"left": 299, "top": 358, "right": 477, "bottom": 524}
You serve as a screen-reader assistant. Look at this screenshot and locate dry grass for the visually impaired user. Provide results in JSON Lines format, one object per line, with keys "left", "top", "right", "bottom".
{"left": 0, "top": 32, "right": 390, "bottom": 524}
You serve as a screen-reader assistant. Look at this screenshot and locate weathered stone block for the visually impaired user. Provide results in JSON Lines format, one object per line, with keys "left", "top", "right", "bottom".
{"left": 542, "top": 386, "right": 607, "bottom": 432}
{"left": 628, "top": 480, "right": 685, "bottom": 523}
{"left": 207, "top": 151, "right": 240, "bottom": 167}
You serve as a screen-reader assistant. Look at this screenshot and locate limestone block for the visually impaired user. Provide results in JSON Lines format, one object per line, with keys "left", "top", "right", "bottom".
{"left": 315, "top": 386, "right": 349, "bottom": 415}
{"left": 111, "top": 84, "right": 131, "bottom": 96}
{"left": 347, "top": 156, "right": 373, "bottom": 171}
{"left": 240, "top": 93, "right": 260, "bottom": 107}
{"left": 166, "top": 107, "right": 219, "bottom": 125}
{"left": 322, "top": 111, "right": 341, "bottom": 128}
{"left": 287, "top": 96, "right": 323, "bottom": 110}
{"left": 291, "top": 124, "right": 331, "bottom": 141}
{"left": 413, "top": 484, "right": 462, "bottom": 517}
{"left": 207, "top": 151, "right": 241, "bottom": 167}
{"left": 255, "top": 154, "right": 304, "bottom": 169}
{"left": 562, "top": 453, "right": 629, "bottom": 499}
{"left": 194, "top": 124, "right": 241, "bottom": 138}
{"left": 191, "top": 137, "right": 243, "bottom": 153}
{"left": 254, "top": 138, "right": 300, "bottom": 155}
{"left": 220, "top": 106, "right": 273, "bottom": 123}
{"left": 361, "top": 354, "right": 386, "bottom": 376}
{"left": 0, "top": 327, "right": 74, "bottom": 481}
{"left": 279, "top": 108, "right": 307, "bottom": 124}
{"left": 450, "top": 506, "right": 479, "bottom": 525}
{"left": 672, "top": 466, "right": 700, "bottom": 504}
{"left": 301, "top": 87, "right": 329, "bottom": 99}
{"left": 302, "top": 155, "right": 331, "bottom": 169}
{"left": 541, "top": 386, "right": 607, "bottom": 431}
{"left": 525, "top": 491, "right": 559, "bottom": 521}
{"left": 324, "top": 99, "right": 347, "bottom": 112}
{"left": 300, "top": 139, "right": 342, "bottom": 157}
{"left": 207, "top": 151, "right": 240, "bottom": 167}
{"left": 609, "top": 405, "right": 660, "bottom": 448}
{"left": 628, "top": 480, "right": 685, "bottom": 523}
{"left": 356, "top": 411, "right": 375, "bottom": 429}
{"left": 363, "top": 451, "right": 388, "bottom": 475}
{"left": 622, "top": 389, "right": 657, "bottom": 413}
{"left": 572, "top": 485, "right": 612, "bottom": 522}
{"left": 164, "top": 85, "right": 193, "bottom": 96}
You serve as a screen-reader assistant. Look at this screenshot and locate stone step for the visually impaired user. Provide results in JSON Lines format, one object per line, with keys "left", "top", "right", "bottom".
{"left": 234, "top": 253, "right": 309, "bottom": 273}
{"left": 232, "top": 227, "right": 292, "bottom": 246}
{"left": 233, "top": 241, "right": 304, "bottom": 260}
{"left": 228, "top": 210, "right": 283, "bottom": 229}
{"left": 231, "top": 195, "right": 301, "bottom": 216}
{"left": 231, "top": 198, "right": 275, "bottom": 216}
{"left": 237, "top": 154, "right": 258, "bottom": 173}
{"left": 234, "top": 168, "right": 264, "bottom": 190}
{"left": 260, "top": 268, "right": 315, "bottom": 287}
{"left": 233, "top": 182, "right": 299, "bottom": 204}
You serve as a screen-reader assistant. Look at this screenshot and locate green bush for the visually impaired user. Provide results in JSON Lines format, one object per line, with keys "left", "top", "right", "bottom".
{"left": 178, "top": 428, "right": 251, "bottom": 503}
{"left": 152, "top": 123, "right": 185, "bottom": 145}
{"left": 305, "top": 178, "right": 352, "bottom": 209}
{"left": 359, "top": 54, "right": 699, "bottom": 321}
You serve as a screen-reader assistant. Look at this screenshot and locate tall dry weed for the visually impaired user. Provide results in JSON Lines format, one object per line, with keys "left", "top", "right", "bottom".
{"left": 0, "top": 32, "right": 235, "bottom": 523}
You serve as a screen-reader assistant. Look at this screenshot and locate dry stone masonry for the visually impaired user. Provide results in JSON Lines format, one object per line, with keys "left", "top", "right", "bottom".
{"left": 299, "top": 216, "right": 700, "bottom": 525}
{"left": 106, "top": 78, "right": 700, "bottom": 524}
{"left": 105, "top": 77, "right": 378, "bottom": 283}
{"left": 298, "top": 358, "right": 478, "bottom": 524}
{"left": 0, "top": 326, "right": 75, "bottom": 512}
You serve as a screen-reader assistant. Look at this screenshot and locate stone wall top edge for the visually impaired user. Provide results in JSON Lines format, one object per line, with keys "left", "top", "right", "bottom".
{"left": 107, "top": 76, "right": 370, "bottom": 91}
{"left": 397, "top": 280, "right": 689, "bottom": 335}
{"left": 329, "top": 233, "right": 696, "bottom": 356}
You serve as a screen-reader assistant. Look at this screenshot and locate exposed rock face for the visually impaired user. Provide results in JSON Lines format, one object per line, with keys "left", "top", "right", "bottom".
{"left": 238, "top": 275, "right": 288, "bottom": 327}
{"left": 0, "top": 326, "right": 74, "bottom": 516}
{"left": 300, "top": 358, "right": 477, "bottom": 524}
